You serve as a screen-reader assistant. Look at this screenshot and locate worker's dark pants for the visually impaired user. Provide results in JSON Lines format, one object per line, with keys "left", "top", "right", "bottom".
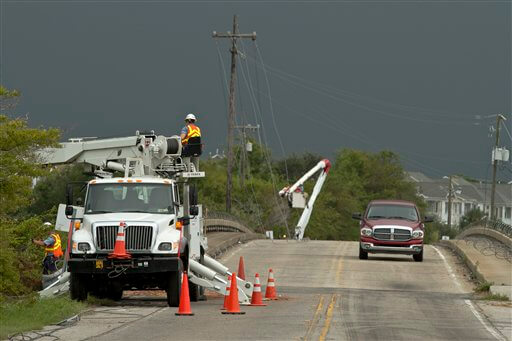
{"left": 42, "top": 255, "right": 58, "bottom": 274}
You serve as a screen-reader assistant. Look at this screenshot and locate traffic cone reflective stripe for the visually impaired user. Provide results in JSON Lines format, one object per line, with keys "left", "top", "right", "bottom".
{"left": 249, "top": 273, "right": 267, "bottom": 306}
{"left": 221, "top": 272, "right": 245, "bottom": 315}
{"left": 237, "top": 256, "right": 246, "bottom": 280}
{"left": 221, "top": 275, "right": 231, "bottom": 310}
{"left": 265, "top": 268, "right": 278, "bottom": 300}
{"left": 109, "top": 221, "right": 131, "bottom": 259}
{"left": 176, "top": 272, "right": 194, "bottom": 316}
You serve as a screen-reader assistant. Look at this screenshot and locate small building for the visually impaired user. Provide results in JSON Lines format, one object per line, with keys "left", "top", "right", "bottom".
{"left": 406, "top": 172, "right": 511, "bottom": 226}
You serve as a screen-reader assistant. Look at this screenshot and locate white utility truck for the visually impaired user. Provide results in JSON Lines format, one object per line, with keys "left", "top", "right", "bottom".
{"left": 40, "top": 131, "right": 253, "bottom": 306}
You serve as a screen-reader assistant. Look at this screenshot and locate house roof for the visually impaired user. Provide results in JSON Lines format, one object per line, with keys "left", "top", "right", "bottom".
{"left": 411, "top": 172, "right": 511, "bottom": 206}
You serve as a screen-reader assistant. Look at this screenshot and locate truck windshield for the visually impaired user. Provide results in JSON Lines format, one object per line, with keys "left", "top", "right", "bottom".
{"left": 85, "top": 183, "right": 174, "bottom": 214}
{"left": 367, "top": 204, "right": 418, "bottom": 221}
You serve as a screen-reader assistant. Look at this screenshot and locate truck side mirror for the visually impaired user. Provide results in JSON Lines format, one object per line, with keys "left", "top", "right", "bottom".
{"left": 65, "top": 205, "right": 74, "bottom": 217}
{"left": 352, "top": 212, "right": 362, "bottom": 220}
{"left": 423, "top": 216, "right": 434, "bottom": 223}
{"left": 66, "top": 184, "right": 73, "bottom": 206}
{"left": 189, "top": 205, "right": 199, "bottom": 216}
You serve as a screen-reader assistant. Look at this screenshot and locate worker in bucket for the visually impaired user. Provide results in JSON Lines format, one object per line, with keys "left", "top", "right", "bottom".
{"left": 180, "top": 113, "right": 202, "bottom": 171}
{"left": 32, "top": 222, "right": 63, "bottom": 274}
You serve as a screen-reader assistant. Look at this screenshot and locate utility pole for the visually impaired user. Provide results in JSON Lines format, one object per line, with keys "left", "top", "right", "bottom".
{"left": 213, "top": 16, "right": 256, "bottom": 213}
{"left": 447, "top": 175, "right": 453, "bottom": 228}
{"left": 235, "top": 124, "right": 260, "bottom": 187}
{"left": 490, "top": 114, "right": 507, "bottom": 220}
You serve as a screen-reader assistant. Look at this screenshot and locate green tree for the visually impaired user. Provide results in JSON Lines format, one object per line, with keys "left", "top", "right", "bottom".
{"left": 0, "top": 87, "right": 61, "bottom": 298}
{"left": 459, "top": 208, "right": 485, "bottom": 229}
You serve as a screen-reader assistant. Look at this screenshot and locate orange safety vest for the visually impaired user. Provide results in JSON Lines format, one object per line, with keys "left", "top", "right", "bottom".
{"left": 45, "top": 233, "right": 63, "bottom": 258}
{"left": 182, "top": 124, "right": 201, "bottom": 145}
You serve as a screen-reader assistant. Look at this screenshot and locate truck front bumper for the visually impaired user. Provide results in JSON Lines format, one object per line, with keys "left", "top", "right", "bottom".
{"left": 360, "top": 242, "right": 423, "bottom": 255}
{"left": 68, "top": 256, "right": 180, "bottom": 274}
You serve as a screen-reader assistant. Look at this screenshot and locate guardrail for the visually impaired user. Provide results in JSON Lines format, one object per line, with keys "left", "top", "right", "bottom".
{"left": 204, "top": 211, "right": 254, "bottom": 234}
{"left": 463, "top": 218, "right": 512, "bottom": 239}
{"left": 485, "top": 219, "right": 512, "bottom": 238}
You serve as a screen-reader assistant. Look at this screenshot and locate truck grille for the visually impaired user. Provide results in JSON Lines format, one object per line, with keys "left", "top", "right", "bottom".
{"left": 373, "top": 227, "right": 411, "bottom": 241}
{"left": 96, "top": 225, "right": 153, "bottom": 251}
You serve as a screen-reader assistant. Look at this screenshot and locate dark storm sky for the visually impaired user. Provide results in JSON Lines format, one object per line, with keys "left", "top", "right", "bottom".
{"left": 1, "top": 0, "right": 511, "bottom": 180}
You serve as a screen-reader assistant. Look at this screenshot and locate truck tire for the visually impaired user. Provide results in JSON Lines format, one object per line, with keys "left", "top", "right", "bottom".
{"left": 359, "top": 246, "right": 368, "bottom": 260}
{"left": 166, "top": 262, "right": 182, "bottom": 307}
{"left": 108, "top": 281, "right": 124, "bottom": 301}
{"left": 70, "top": 273, "right": 88, "bottom": 301}
{"left": 189, "top": 279, "right": 199, "bottom": 302}
{"left": 413, "top": 249, "right": 424, "bottom": 262}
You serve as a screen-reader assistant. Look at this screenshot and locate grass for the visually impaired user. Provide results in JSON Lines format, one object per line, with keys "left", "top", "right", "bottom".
{"left": 0, "top": 295, "right": 86, "bottom": 339}
{"left": 86, "top": 295, "right": 117, "bottom": 306}
{"left": 474, "top": 281, "right": 493, "bottom": 293}
{"left": 481, "top": 293, "right": 510, "bottom": 301}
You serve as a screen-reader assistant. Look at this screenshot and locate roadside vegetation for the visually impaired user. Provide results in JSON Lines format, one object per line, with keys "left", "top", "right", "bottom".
{"left": 0, "top": 295, "right": 85, "bottom": 339}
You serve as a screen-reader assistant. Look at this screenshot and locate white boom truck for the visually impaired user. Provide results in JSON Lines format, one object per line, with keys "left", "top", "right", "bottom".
{"left": 279, "top": 159, "right": 331, "bottom": 240}
{"left": 40, "top": 131, "right": 253, "bottom": 306}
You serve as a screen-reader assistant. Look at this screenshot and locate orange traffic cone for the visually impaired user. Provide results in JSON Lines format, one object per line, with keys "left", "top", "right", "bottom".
{"left": 176, "top": 272, "right": 194, "bottom": 316}
{"left": 237, "top": 256, "right": 246, "bottom": 280}
{"left": 221, "top": 275, "right": 231, "bottom": 310}
{"left": 249, "top": 273, "right": 267, "bottom": 306}
{"left": 109, "top": 221, "right": 131, "bottom": 259}
{"left": 221, "top": 272, "right": 245, "bottom": 315}
{"left": 264, "top": 268, "right": 278, "bottom": 300}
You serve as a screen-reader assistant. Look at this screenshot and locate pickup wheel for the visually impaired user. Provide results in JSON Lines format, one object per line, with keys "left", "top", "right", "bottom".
{"left": 166, "top": 262, "right": 183, "bottom": 307}
{"left": 70, "top": 273, "right": 88, "bottom": 301}
{"left": 359, "top": 246, "right": 368, "bottom": 260}
{"left": 413, "top": 249, "right": 424, "bottom": 262}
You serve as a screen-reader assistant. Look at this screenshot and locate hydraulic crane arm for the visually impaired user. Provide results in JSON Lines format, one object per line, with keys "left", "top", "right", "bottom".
{"left": 279, "top": 159, "right": 331, "bottom": 240}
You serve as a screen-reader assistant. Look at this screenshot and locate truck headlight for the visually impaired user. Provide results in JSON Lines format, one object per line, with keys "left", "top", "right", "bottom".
{"left": 158, "top": 242, "right": 172, "bottom": 251}
{"left": 361, "top": 228, "right": 373, "bottom": 237}
{"left": 412, "top": 230, "right": 424, "bottom": 239}
{"left": 77, "top": 242, "right": 91, "bottom": 251}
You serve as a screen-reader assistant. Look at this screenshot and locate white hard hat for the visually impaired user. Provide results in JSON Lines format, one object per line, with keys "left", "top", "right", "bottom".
{"left": 185, "top": 113, "right": 196, "bottom": 122}
{"left": 43, "top": 222, "right": 52, "bottom": 227}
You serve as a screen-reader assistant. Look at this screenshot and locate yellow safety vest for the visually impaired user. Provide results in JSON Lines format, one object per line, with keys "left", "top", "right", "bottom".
{"left": 45, "top": 233, "right": 63, "bottom": 258}
{"left": 182, "top": 124, "right": 201, "bottom": 145}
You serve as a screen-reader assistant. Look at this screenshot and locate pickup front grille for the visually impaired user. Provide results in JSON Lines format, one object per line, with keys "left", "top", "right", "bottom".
{"left": 373, "top": 227, "right": 411, "bottom": 241}
{"left": 96, "top": 225, "right": 153, "bottom": 251}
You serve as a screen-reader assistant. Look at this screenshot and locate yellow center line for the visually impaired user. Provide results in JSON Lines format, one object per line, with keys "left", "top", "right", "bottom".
{"left": 304, "top": 295, "right": 325, "bottom": 341}
{"left": 319, "top": 294, "right": 338, "bottom": 341}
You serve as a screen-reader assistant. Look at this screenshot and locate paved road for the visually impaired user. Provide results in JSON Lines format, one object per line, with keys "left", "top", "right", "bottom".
{"left": 22, "top": 240, "right": 509, "bottom": 341}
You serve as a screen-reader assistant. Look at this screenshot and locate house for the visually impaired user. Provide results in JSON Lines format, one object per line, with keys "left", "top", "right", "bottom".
{"left": 406, "top": 172, "right": 512, "bottom": 226}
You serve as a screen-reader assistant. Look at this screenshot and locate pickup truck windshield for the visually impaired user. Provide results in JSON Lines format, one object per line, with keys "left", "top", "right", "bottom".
{"left": 85, "top": 183, "right": 174, "bottom": 214}
{"left": 367, "top": 204, "right": 418, "bottom": 221}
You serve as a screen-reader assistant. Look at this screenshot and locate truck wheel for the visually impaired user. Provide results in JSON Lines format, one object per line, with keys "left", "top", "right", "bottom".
{"left": 359, "top": 246, "right": 368, "bottom": 260}
{"left": 70, "top": 273, "right": 88, "bottom": 301}
{"left": 189, "top": 279, "right": 199, "bottom": 302}
{"left": 413, "top": 249, "right": 423, "bottom": 262}
{"left": 166, "top": 262, "right": 182, "bottom": 307}
{"left": 108, "top": 282, "right": 124, "bottom": 301}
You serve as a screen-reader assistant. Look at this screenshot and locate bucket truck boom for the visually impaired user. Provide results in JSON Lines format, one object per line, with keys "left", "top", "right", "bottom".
{"left": 279, "top": 159, "right": 331, "bottom": 240}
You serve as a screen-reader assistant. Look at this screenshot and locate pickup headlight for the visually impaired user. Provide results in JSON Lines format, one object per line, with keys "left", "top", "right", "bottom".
{"left": 412, "top": 230, "right": 424, "bottom": 239}
{"left": 360, "top": 228, "right": 373, "bottom": 237}
{"left": 158, "top": 242, "right": 173, "bottom": 251}
{"left": 77, "top": 242, "right": 91, "bottom": 251}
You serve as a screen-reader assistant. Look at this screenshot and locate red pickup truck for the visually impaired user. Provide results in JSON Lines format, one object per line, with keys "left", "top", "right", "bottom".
{"left": 352, "top": 200, "right": 433, "bottom": 262}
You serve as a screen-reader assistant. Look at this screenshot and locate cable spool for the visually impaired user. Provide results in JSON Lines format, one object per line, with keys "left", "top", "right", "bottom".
{"left": 153, "top": 136, "right": 182, "bottom": 158}
{"left": 166, "top": 137, "right": 181, "bottom": 155}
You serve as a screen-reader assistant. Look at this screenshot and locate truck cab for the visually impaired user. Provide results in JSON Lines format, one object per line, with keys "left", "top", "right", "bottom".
{"left": 352, "top": 200, "right": 433, "bottom": 262}
{"left": 65, "top": 177, "right": 194, "bottom": 306}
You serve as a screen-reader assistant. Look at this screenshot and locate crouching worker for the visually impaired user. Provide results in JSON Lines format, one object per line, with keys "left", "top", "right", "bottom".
{"left": 180, "top": 113, "right": 202, "bottom": 171}
{"left": 32, "top": 223, "right": 63, "bottom": 274}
